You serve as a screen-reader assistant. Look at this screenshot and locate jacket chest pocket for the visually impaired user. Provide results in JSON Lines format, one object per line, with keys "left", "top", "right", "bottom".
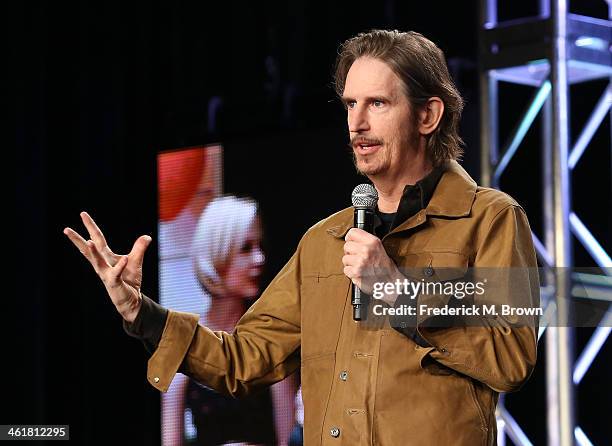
{"left": 300, "top": 272, "right": 350, "bottom": 361}
{"left": 395, "top": 251, "right": 471, "bottom": 326}
{"left": 396, "top": 250, "right": 469, "bottom": 277}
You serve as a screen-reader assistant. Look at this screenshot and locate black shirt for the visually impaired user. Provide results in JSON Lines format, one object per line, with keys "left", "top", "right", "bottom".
{"left": 375, "top": 164, "right": 445, "bottom": 238}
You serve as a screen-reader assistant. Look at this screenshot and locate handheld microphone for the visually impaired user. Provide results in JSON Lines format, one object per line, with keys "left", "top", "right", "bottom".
{"left": 351, "top": 184, "right": 379, "bottom": 321}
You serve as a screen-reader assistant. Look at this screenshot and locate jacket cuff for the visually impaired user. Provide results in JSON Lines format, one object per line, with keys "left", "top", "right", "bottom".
{"left": 147, "top": 310, "right": 200, "bottom": 392}
{"left": 123, "top": 293, "right": 168, "bottom": 353}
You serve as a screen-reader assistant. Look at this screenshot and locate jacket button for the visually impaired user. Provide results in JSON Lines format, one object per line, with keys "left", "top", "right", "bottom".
{"left": 339, "top": 370, "right": 348, "bottom": 381}
{"left": 330, "top": 427, "right": 341, "bottom": 438}
{"left": 153, "top": 377, "right": 160, "bottom": 383}
{"left": 424, "top": 266, "right": 434, "bottom": 277}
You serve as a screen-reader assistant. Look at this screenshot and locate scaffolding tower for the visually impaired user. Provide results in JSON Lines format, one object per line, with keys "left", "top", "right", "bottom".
{"left": 478, "top": 0, "right": 611, "bottom": 445}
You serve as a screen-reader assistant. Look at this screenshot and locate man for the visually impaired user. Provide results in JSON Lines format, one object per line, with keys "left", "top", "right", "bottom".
{"left": 64, "top": 30, "right": 539, "bottom": 445}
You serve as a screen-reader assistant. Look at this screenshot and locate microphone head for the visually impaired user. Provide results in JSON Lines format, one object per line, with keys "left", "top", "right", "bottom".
{"left": 351, "top": 183, "right": 378, "bottom": 209}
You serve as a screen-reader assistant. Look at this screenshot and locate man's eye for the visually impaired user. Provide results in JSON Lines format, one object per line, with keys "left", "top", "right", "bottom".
{"left": 373, "top": 100, "right": 384, "bottom": 107}
{"left": 346, "top": 101, "right": 356, "bottom": 109}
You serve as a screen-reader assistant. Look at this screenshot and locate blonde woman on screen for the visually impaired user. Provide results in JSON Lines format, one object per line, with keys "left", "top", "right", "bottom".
{"left": 163, "top": 195, "right": 296, "bottom": 446}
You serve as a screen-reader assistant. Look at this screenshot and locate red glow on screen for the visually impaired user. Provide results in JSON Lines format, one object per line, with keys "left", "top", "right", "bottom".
{"left": 158, "top": 147, "right": 206, "bottom": 222}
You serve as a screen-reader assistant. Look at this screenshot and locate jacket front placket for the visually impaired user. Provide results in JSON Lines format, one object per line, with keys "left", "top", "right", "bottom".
{"left": 322, "top": 210, "right": 430, "bottom": 445}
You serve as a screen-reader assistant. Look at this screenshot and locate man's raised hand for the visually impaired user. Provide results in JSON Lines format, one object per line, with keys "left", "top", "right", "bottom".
{"left": 63, "top": 211, "right": 152, "bottom": 323}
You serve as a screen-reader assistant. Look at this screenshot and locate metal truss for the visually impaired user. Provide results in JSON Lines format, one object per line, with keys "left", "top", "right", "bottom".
{"left": 478, "top": 1, "right": 611, "bottom": 445}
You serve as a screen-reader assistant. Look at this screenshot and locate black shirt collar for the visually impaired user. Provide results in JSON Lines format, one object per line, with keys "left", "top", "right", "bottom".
{"left": 375, "top": 164, "right": 446, "bottom": 238}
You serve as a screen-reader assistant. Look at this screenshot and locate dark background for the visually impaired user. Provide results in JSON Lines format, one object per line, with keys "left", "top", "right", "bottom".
{"left": 12, "top": 0, "right": 611, "bottom": 444}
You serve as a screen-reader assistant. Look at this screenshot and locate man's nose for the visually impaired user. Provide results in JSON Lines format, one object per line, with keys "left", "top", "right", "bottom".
{"left": 348, "top": 106, "right": 369, "bottom": 133}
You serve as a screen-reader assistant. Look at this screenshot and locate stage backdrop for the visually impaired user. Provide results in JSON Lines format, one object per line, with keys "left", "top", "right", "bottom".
{"left": 157, "top": 144, "right": 300, "bottom": 446}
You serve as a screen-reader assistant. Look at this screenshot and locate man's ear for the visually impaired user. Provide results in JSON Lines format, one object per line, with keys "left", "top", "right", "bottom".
{"left": 418, "top": 97, "right": 444, "bottom": 136}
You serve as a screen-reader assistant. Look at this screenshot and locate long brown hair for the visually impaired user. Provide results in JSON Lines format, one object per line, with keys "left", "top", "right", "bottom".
{"left": 334, "top": 29, "right": 464, "bottom": 166}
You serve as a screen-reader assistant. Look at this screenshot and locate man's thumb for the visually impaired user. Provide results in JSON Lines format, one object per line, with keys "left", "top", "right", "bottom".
{"left": 130, "top": 235, "right": 153, "bottom": 261}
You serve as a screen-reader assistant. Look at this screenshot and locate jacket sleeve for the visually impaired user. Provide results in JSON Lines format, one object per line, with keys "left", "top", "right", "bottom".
{"left": 145, "top": 242, "right": 303, "bottom": 397}
{"left": 416, "top": 204, "right": 540, "bottom": 393}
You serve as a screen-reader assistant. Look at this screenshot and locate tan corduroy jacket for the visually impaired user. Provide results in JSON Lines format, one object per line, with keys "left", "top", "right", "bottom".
{"left": 145, "top": 160, "right": 539, "bottom": 446}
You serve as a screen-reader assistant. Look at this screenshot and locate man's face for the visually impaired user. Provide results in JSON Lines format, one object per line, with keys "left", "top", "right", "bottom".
{"left": 342, "top": 57, "right": 418, "bottom": 178}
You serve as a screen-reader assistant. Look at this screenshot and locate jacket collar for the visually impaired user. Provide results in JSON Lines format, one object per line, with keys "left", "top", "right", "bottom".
{"left": 326, "top": 160, "right": 477, "bottom": 238}
{"left": 424, "top": 159, "right": 476, "bottom": 218}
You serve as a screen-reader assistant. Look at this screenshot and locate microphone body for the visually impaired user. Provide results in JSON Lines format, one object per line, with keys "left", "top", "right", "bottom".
{"left": 350, "top": 184, "right": 379, "bottom": 321}
{"left": 352, "top": 207, "right": 376, "bottom": 320}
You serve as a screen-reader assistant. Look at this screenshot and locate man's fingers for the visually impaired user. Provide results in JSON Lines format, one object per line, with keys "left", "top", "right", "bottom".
{"left": 343, "top": 266, "right": 359, "bottom": 285}
{"left": 345, "top": 227, "right": 374, "bottom": 242}
{"left": 87, "top": 240, "right": 109, "bottom": 275}
{"left": 63, "top": 227, "right": 90, "bottom": 257}
{"left": 343, "top": 265, "right": 354, "bottom": 278}
{"left": 108, "top": 256, "right": 128, "bottom": 286}
{"left": 128, "top": 235, "right": 153, "bottom": 265}
{"left": 80, "top": 212, "right": 122, "bottom": 265}
{"left": 343, "top": 241, "right": 362, "bottom": 255}
{"left": 80, "top": 211, "right": 109, "bottom": 248}
{"left": 342, "top": 253, "right": 361, "bottom": 268}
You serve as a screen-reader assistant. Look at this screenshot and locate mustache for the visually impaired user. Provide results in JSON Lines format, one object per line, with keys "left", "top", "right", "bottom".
{"left": 348, "top": 136, "right": 384, "bottom": 148}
